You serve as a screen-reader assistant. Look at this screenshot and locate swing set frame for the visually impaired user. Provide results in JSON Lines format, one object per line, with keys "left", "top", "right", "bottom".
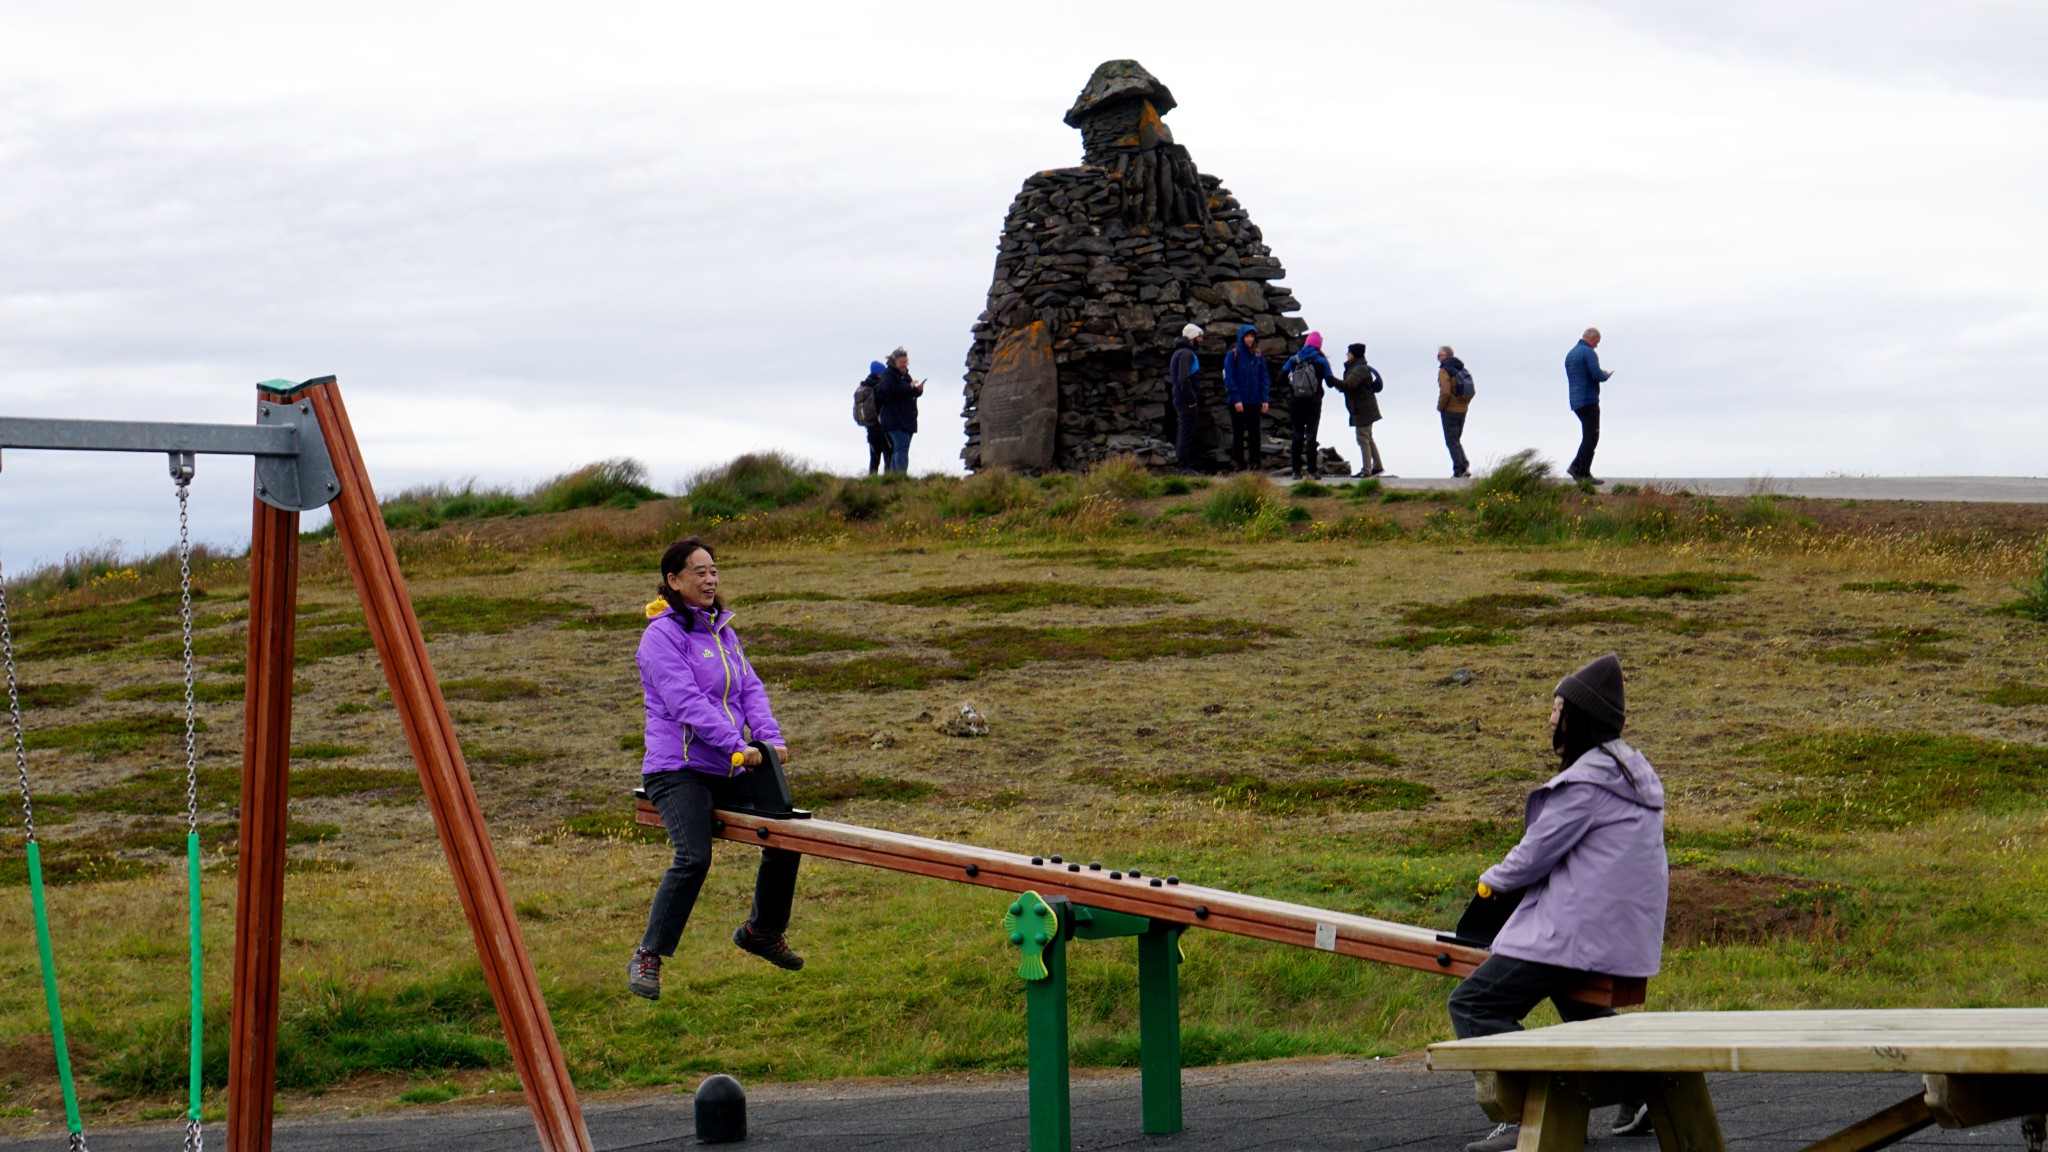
{"left": 0, "top": 377, "right": 591, "bottom": 1152}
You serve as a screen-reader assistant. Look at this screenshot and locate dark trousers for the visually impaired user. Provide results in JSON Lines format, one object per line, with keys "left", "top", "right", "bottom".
{"left": 1441, "top": 410, "right": 1469, "bottom": 476}
{"left": 1229, "top": 406, "right": 1263, "bottom": 472}
{"left": 1568, "top": 403, "right": 1601, "bottom": 479}
{"left": 1447, "top": 954, "right": 1617, "bottom": 1040}
{"left": 1289, "top": 401, "right": 1321, "bottom": 475}
{"left": 639, "top": 769, "right": 800, "bottom": 956}
{"left": 1175, "top": 403, "right": 1201, "bottom": 471}
{"left": 865, "top": 425, "right": 890, "bottom": 475}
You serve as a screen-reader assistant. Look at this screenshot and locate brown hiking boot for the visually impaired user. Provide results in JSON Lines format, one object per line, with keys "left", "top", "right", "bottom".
{"left": 732, "top": 922, "right": 804, "bottom": 970}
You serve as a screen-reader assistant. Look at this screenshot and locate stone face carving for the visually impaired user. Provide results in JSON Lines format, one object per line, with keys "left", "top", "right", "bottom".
{"left": 978, "top": 320, "right": 1057, "bottom": 470}
{"left": 961, "top": 59, "right": 1325, "bottom": 473}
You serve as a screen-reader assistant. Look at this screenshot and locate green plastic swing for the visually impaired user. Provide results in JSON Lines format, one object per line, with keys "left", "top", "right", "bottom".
{"left": 3, "top": 472, "right": 208, "bottom": 1152}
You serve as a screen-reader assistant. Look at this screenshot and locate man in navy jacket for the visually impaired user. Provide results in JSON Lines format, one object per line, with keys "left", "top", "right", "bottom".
{"left": 876, "top": 347, "right": 924, "bottom": 474}
{"left": 1564, "top": 328, "right": 1613, "bottom": 483}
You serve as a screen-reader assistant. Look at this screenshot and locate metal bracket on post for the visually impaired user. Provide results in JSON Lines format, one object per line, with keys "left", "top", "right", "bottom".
{"left": 169, "top": 451, "right": 196, "bottom": 485}
{"left": 253, "top": 394, "right": 337, "bottom": 512}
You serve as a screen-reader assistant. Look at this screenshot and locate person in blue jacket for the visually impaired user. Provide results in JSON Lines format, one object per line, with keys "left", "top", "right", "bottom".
{"left": 1223, "top": 324, "right": 1270, "bottom": 472}
{"left": 1279, "top": 331, "right": 1341, "bottom": 479}
{"left": 876, "top": 347, "right": 924, "bottom": 474}
{"left": 1563, "top": 328, "right": 1614, "bottom": 483}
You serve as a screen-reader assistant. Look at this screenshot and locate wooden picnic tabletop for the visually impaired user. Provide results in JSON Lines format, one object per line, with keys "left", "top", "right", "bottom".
{"left": 1427, "top": 1009, "right": 2048, "bottom": 1075}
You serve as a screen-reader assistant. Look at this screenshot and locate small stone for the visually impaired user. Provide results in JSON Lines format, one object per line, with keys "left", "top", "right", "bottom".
{"left": 938, "top": 703, "right": 990, "bottom": 738}
{"left": 869, "top": 731, "right": 898, "bottom": 750}
{"left": 1450, "top": 668, "right": 1473, "bottom": 686}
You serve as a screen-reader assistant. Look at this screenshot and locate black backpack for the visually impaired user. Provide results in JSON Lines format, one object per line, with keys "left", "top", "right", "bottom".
{"left": 853, "top": 375, "right": 881, "bottom": 427}
{"left": 1451, "top": 365, "right": 1476, "bottom": 400}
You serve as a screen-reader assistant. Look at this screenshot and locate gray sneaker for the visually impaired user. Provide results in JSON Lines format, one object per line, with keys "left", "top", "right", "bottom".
{"left": 733, "top": 922, "right": 805, "bottom": 970}
{"left": 627, "top": 947, "right": 662, "bottom": 1000}
{"left": 1464, "top": 1122, "right": 1518, "bottom": 1152}
{"left": 1612, "top": 1100, "right": 1653, "bottom": 1136}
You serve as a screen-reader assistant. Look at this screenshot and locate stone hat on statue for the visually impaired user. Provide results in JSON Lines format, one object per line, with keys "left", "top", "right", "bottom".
{"left": 1063, "top": 59, "right": 1177, "bottom": 128}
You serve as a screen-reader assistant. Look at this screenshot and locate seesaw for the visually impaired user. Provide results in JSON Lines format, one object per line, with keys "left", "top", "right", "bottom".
{"left": 634, "top": 746, "right": 1642, "bottom": 1152}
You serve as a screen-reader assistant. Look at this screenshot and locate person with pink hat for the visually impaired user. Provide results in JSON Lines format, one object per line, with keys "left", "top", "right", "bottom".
{"left": 1278, "top": 331, "right": 1341, "bottom": 479}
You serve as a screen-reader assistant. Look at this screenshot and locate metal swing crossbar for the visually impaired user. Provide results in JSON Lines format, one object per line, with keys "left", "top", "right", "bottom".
{"left": 4, "top": 450, "right": 211, "bottom": 1152}
{"left": 0, "top": 380, "right": 596, "bottom": 1152}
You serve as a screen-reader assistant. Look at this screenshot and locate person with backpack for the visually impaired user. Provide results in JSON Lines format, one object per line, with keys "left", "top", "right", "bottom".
{"left": 1436, "top": 344, "right": 1474, "bottom": 479}
{"left": 1448, "top": 653, "right": 1666, "bottom": 1151}
{"left": 1278, "top": 331, "right": 1340, "bottom": 479}
{"left": 876, "top": 347, "right": 924, "bottom": 474}
{"left": 1168, "top": 324, "right": 1205, "bottom": 473}
{"left": 1564, "top": 327, "right": 1614, "bottom": 483}
{"left": 1223, "top": 324, "right": 1270, "bottom": 472}
{"left": 1335, "top": 342, "right": 1386, "bottom": 478}
{"left": 854, "top": 360, "right": 888, "bottom": 475}
{"left": 629, "top": 536, "right": 806, "bottom": 1002}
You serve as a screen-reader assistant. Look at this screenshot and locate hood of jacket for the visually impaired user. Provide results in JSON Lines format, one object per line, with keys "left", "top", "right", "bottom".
{"left": 1441, "top": 356, "right": 1466, "bottom": 375}
{"left": 644, "top": 599, "right": 733, "bottom": 633}
{"left": 1544, "top": 740, "right": 1664, "bottom": 811}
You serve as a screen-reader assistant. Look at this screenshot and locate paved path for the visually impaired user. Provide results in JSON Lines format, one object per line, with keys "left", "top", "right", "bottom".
{"left": 6, "top": 1058, "right": 2036, "bottom": 1151}
{"left": 1342, "top": 475, "right": 2048, "bottom": 503}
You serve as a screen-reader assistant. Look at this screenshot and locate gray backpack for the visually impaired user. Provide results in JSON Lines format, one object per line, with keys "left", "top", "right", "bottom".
{"left": 1288, "top": 358, "right": 1321, "bottom": 401}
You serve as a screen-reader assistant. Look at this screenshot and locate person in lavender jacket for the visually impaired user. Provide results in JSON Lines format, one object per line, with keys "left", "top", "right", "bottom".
{"left": 627, "top": 536, "right": 804, "bottom": 1001}
{"left": 1448, "top": 653, "right": 1668, "bottom": 1151}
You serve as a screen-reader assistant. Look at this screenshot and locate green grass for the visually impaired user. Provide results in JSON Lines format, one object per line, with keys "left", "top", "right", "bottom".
{"left": 11, "top": 681, "right": 95, "bottom": 709}
{"left": 743, "top": 625, "right": 883, "bottom": 656}
{"left": 413, "top": 595, "right": 587, "bottom": 635}
{"left": 1985, "top": 683, "right": 2048, "bottom": 707}
{"left": 6, "top": 591, "right": 199, "bottom": 661}
{"left": 868, "top": 582, "right": 1179, "bottom": 613}
{"left": 1376, "top": 628, "right": 1514, "bottom": 651}
{"left": 1289, "top": 479, "right": 1333, "bottom": 498}
{"left": 1201, "top": 475, "right": 1281, "bottom": 527}
{"left": 1841, "top": 580, "right": 1962, "bottom": 594}
{"left": 1815, "top": 627, "right": 1961, "bottom": 665}
{"left": 559, "top": 611, "right": 649, "bottom": 631}
{"left": 292, "top": 743, "right": 366, "bottom": 760}
{"left": 685, "top": 452, "right": 824, "bottom": 518}
{"left": 440, "top": 677, "right": 548, "bottom": 701}
{"left": 1399, "top": 593, "right": 1561, "bottom": 631}
{"left": 800, "top": 774, "right": 941, "bottom": 804}
{"left": 751, "top": 654, "right": 962, "bottom": 693}
{"left": 1750, "top": 730, "right": 2048, "bottom": 831}
{"left": 1078, "top": 767, "right": 1435, "bottom": 815}
{"left": 1516, "top": 568, "right": 1759, "bottom": 599}
{"left": 23, "top": 714, "right": 200, "bottom": 759}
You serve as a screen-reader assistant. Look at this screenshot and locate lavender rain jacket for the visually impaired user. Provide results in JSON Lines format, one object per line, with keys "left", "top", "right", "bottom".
{"left": 637, "top": 603, "right": 783, "bottom": 777}
{"left": 1479, "top": 741, "right": 1668, "bottom": 978}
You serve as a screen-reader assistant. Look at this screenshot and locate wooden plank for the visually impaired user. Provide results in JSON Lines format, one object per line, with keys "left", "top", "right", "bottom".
{"left": 228, "top": 493, "right": 297, "bottom": 1152}
{"left": 301, "top": 380, "right": 591, "bottom": 1152}
{"left": 634, "top": 801, "right": 1637, "bottom": 1006}
{"left": 1516, "top": 1073, "right": 1589, "bottom": 1152}
{"left": 1647, "top": 1072, "right": 1725, "bottom": 1152}
{"left": 1923, "top": 1074, "right": 2048, "bottom": 1128}
{"left": 1793, "top": 1093, "right": 1930, "bottom": 1152}
{"left": 1429, "top": 1010, "right": 2048, "bottom": 1075}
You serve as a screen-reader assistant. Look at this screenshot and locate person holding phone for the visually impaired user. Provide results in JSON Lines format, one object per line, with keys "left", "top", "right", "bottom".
{"left": 628, "top": 536, "right": 804, "bottom": 1001}
{"left": 877, "top": 346, "right": 925, "bottom": 474}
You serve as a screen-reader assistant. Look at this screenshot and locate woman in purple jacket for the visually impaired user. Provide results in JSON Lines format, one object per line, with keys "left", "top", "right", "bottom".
{"left": 1448, "top": 653, "right": 1668, "bottom": 1151}
{"left": 627, "top": 537, "right": 803, "bottom": 1001}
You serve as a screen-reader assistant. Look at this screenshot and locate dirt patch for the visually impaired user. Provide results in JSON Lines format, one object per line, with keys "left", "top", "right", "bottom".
{"left": 1666, "top": 868, "right": 1833, "bottom": 947}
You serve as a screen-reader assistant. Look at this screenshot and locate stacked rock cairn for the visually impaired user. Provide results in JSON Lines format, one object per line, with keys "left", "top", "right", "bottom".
{"left": 961, "top": 59, "right": 1344, "bottom": 475}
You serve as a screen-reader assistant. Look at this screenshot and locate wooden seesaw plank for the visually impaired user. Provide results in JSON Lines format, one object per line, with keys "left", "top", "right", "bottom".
{"left": 633, "top": 800, "right": 1644, "bottom": 1008}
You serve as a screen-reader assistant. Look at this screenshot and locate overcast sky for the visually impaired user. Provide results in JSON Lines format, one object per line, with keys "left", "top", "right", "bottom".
{"left": 2, "top": 1, "right": 2043, "bottom": 569}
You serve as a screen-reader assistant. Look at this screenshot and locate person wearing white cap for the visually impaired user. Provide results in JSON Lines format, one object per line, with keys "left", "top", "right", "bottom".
{"left": 1169, "top": 323, "right": 1205, "bottom": 473}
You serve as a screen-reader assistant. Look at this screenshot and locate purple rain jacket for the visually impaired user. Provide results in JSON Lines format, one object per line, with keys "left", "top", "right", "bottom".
{"left": 1479, "top": 740, "right": 1669, "bottom": 978}
{"left": 637, "top": 601, "right": 783, "bottom": 777}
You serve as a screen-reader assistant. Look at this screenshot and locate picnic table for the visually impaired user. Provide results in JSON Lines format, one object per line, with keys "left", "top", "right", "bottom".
{"left": 1427, "top": 1009, "right": 2048, "bottom": 1152}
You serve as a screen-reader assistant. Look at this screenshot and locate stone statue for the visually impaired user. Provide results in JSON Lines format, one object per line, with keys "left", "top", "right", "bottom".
{"left": 962, "top": 60, "right": 1317, "bottom": 473}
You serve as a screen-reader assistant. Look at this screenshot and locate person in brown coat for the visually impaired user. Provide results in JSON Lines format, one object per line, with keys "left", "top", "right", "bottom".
{"left": 1436, "top": 345, "right": 1473, "bottom": 479}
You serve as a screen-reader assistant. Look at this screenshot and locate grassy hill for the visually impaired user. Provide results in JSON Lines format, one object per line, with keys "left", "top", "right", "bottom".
{"left": 2, "top": 452, "right": 2046, "bottom": 1130}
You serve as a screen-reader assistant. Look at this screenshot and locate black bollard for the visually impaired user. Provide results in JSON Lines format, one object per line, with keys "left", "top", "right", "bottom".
{"left": 695, "top": 1073, "right": 746, "bottom": 1143}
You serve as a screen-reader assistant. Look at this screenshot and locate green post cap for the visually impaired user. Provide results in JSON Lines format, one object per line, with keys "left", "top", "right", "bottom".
{"left": 1002, "top": 891, "right": 1060, "bottom": 981}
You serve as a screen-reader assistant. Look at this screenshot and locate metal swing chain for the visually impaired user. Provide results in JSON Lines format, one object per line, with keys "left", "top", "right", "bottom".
{"left": 173, "top": 472, "right": 204, "bottom": 1152}
{"left": 2, "top": 560, "right": 34, "bottom": 843}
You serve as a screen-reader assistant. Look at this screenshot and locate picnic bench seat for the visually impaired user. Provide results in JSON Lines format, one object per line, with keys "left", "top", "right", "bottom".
{"left": 1427, "top": 1009, "right": 2048, "bottom": 1152}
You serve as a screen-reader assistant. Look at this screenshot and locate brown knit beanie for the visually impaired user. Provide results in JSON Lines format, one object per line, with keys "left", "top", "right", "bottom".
{"left": 1555, "top": 653, "right": 1625, "bottom": 732}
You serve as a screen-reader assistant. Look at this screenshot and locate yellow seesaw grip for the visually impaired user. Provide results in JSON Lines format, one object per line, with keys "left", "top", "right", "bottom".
{"left": 1476, "top": 881, "right": 1493, "bottom": 898}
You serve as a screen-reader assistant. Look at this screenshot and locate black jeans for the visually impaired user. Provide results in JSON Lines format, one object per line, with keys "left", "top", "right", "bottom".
{"left": 1175, "top": 403, "right": 1201, "bottom": 471}
{"left": 1289, "top": 401, "right": 1321, "bottom": 475}
{"left": 639, "top": 769, "right": 801, "bottom": 956}
{"left": 1447, "top": 954, "right": 1617, "bottom": 1040}
{"left": 865, "top": 426, "right": 890, "bottom": 475}
{"left": 1440, "top": 410, "right": 1469, "bottom": 476}
{"left": 1568, "top": 403, "right": 1601, "bottom": 479}
{"left": 1229, "top": 406, "right": 1263, "bottom": 472}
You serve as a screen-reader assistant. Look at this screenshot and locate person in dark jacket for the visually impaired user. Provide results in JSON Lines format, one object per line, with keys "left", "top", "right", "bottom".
{"left": 859, "top": 360, "right": 889, "bottom": 475}
{"left": 1222, "top": 324, "right": 1270, "bottom": 472}
{"left": 1436, "top": 345, "right": 1472, "bottom": 479}
{"left": 1563, "top": 328, "right": 1613, "bottom": 483}
{"left": 1168, "top": 324, "right": 1205, "bottom": 473}
{"left": 628, "top": 537, "right": 806, "bottom": 1002}
{"left": 876, "top": 347, "right": 924, "bottom": 474}
{"left": 1447, "top": 653, "right": 1667, "bottom": 1151}
{"left": 1278, "top": 331, "right": 1340, "bottom": 479}
{"left": 1335, "top": 343, "right": 1385, "bottom": 478}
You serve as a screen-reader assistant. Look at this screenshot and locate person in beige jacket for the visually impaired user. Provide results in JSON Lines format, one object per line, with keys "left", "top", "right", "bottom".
{"left": 1436, "top": 345, "right": 1473, "bottom": 478}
